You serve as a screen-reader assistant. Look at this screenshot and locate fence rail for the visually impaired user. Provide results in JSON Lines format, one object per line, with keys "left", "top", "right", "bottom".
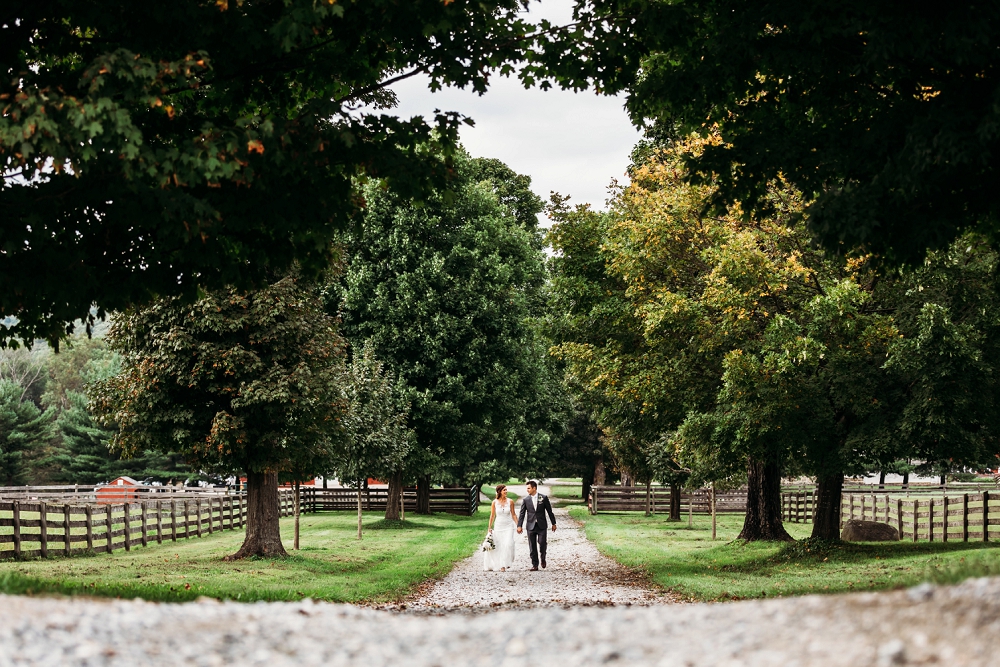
{"left": 0, "top": 483, "right": 479, "bottom": 560}
{"left": 302, "top": 487, "right": 479, "bottom": 516}
{"left": 589, "top": 485, "right": 747, "bottom": 515}
{"left": 0, "top": 485, "right": 242, "bottom": 504}
{"left": 840, "top": 491, "right": 1000, "bottom": 542}
{"left": 0, "top": 490, "right": 297, "bottom": 561}
{"left": 783, "top": 490, "right": 818, "bottom": 523}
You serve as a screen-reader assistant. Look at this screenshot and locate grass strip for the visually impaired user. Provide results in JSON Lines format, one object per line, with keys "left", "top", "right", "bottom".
{"left": 571, "top": 508, "right": 1000, "bottom": 602}
{"left": 0, "top": 511, "right": 484, "bottom": 604}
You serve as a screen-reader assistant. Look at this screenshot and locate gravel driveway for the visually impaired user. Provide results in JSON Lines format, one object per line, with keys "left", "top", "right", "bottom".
{"left": 3, "top": 578, "right": 1000, "bottom": 666}
{"left": 399, "top": 493, "right": 669, "bottom": 612}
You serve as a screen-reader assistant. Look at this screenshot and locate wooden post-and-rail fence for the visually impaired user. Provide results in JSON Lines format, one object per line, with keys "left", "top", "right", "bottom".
{"left": 780, "top": 489, "right": 1000, "bottom": 543}
{"left": 588, "top": 485, "right": 748, "bottom": 515}
{"left": 839, "top": 491, "right": 999, "bottom": 543}
{"left": 0, "top": 484, "right": 480, "bottom": 561}
{"left": 0, "top": 490, "right": 296, "bottom": 561}
{"left": 300, "top": 486, "right": 479, "bottom": 516}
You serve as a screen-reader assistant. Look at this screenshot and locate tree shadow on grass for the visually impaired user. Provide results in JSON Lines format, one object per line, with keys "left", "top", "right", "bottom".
{"left": 765, "top": 537, "right": 1000, "bottom": 567}
{"left": 366, "top": 519, "right": 423, "bottom": 531}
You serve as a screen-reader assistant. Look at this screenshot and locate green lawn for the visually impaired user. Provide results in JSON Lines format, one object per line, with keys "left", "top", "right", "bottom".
{"left": 571, "top": 508, "right": 1000, "bottom": 602}
{"left": 0, "top": 511, "right": 484, "bottom": 604}
{"left": 548, "top": 482, "right": 585, "bottom": 504}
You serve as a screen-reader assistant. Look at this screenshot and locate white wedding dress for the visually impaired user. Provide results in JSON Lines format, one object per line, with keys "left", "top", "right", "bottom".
{"left": 483, "top": 498, "right": 516, "bottom": 571}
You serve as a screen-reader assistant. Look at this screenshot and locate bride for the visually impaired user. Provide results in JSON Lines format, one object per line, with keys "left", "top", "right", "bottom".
{"left": 484, "top": 484, "right": 517, "bottom": 571}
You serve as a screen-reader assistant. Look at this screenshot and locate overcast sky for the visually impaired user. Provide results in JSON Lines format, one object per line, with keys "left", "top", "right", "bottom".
{"left": 387, "top": 0, "right": 642, "bottom": 216}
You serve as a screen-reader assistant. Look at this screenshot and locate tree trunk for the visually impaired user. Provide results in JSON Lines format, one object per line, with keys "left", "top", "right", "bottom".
{"left": 594, "top": 455, "right": 606, "bottom": 486}
{"left": 902, "top": 471, "right": 910, "bottom": 487}
{"left": 322, "top": 477, "right": 328, "bottom": 489}
{"left": 416, "top": 475, "right": 431, "bottom": 514}
{"left": 385, "top": 471, "right": 403, "bottom": 520}
{"left": 227, "top": 470, "right": 287, "bottom": 559}
{"left": 644, "top": 480, "right": 652, "bottom": 517}
{"left": 669, "top": 482, "right": 681, "bottom": 521}
{"left": 738, "top": 456, "right": 793, "bottom": 541}
{"left": 582, "top": 465, "right": 594, "bottom": 501}
{"left": 878, "top": 470, "right": 886, "bottom": 488}
{"left": 357, "top": 481, "right": 363, "bottom": 540}
{"left": 811, "top": 472, "right": 843, "bottom": 540}
{"left": 293, "top": 480, "right": 300, "bottom": 550}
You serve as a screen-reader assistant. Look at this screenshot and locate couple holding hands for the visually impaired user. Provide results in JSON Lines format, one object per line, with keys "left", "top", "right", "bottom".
{"left": 483, "top": 480, "right": 556, "bottom": 572}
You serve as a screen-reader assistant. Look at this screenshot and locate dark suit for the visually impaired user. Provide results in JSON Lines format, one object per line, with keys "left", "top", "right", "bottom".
{"left": 518, "top": 493, "right": 556, "bottom": 567}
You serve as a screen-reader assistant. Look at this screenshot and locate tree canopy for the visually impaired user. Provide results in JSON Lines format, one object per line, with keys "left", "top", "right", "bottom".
{"left": 92, "top": 270, "right": 347, "bottom": 557}
{"left": 530, "top": 0, "right": 1000, "bottom": 263}
{"left": 549, "top": 139, "right": 1000, "bottom": 540}
{"left": 338, "top": 150, "right": 563, "bottom": 490}
{"left": 1, "top": 0, "right": 537, "bottom": 345}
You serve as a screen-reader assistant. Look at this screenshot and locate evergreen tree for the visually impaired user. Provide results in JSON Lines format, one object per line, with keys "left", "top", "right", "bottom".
{"left": 0, "top": 380, "right": 51, "bottom": 486}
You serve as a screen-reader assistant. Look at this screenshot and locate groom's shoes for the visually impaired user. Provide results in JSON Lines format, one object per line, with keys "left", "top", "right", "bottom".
{"left": 530, "top": 566, "right": 539, "bottom": 571}
{"left": 541, "top": 559, "right": 547, "bottom": 569}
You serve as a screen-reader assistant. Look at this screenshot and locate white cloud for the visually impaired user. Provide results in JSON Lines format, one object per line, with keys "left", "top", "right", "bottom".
{"left": 387, "top": 0, "right": 641, "bottom": 215}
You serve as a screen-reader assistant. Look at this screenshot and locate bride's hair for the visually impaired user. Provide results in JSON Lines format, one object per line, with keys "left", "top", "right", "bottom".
{"left": 495, "top": 484, "right": 507, "bottom": 499}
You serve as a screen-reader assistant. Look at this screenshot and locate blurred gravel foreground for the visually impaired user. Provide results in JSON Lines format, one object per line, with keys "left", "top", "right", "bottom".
{"left": 3, "top": 577, "right": 1000, "bottom": 666}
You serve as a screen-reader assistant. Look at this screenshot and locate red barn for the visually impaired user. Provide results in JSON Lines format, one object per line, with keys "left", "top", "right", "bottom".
{"left": 96, "top": 476, "right": 144, "bottom": 504}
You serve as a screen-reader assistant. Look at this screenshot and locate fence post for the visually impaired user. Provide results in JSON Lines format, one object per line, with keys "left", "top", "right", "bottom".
{"left": 238, "top": 494, "right": 244, "bottom": 529}
{"left": 40, "top": 501, "right": 48, "bottom": 558}
{"left": 592, "top": 488, "right": 598, "bottom": 515}
{"left": 105, "top": 505, "right": 113, "bottom": 553}
{"left": 963, "top": 493, "right": 970, "bottom": 541}
{"left": 12, "top": 501, "right": 20, "bottom": 559}
{"left": 849, "top": 494, "right": 855, "bottom": 522}
{"left": 171, "top": 500, "right": 178, "bottom": 541}
{"left": 63, "top": 504, "right": 71, "bottom": 555}
{"left": 123, "top": 504, "right": 131, "bottom": 551}
{"left": 913, "top": 499, "right": 919, "bottom": 543}
{"left": 900, "top": 496, "right": 903, "bottom": 540}
{"left": 141, "top": 502, "right": 148, "bottom": 547}
{"left": 196, "top": 498, "right": 202, "bottom": 537}
{"left": 984, "top": 491, "right": 990, "bottom": 543}
{"left": 208, "top": 497, "right": 214, "bottom": 535}
{"left": 85, "top": 504, "right": 93, "bottom": 551}
{"left": 942, "top": 495, "right": 949, "bottom": 543}
{"left": 155, "top": 501, "right": 162, "bottom": 544}
{"left": 928, "top": 498, "right": 934, "bottom": 542}
{"left": 711, "top": 484, "right": 717, "bottom": 541}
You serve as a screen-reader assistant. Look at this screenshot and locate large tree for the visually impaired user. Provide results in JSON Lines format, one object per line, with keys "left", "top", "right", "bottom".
{"left": 338, "top": 151, "right": 556, "bottom": 504}
{"left": 1, "top": 0, "right": 538, "bottom": 346}
{"left": 550, "top": 139, "right": 892, "bottom": 540}
{"left": 92, "top": 271, "right": 347, "bottom": 558}
{"left": 530, "top": 0, "right": 1000, "bottom": 264}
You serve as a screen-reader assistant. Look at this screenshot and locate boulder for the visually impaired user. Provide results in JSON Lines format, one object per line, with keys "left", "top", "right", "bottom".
{"left": 841, "top": 519, "right": 899, "bottom": 542}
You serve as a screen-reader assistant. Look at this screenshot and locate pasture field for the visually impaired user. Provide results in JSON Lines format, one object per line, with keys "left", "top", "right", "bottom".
{"left": 570, "top": 508, "right": 1000, "bottom": 602}
{"left": 0, "top": 511, "right": 483, "bottom": 604}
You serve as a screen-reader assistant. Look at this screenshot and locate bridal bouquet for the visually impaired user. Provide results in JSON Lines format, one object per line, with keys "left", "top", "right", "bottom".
{"left": 481, "top": 535, "right": 496, "bottom": 552}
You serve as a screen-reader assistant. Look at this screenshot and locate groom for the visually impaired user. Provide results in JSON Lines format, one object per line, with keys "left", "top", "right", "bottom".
{"left": 517, "top": 480, "right": 557, "bottom": 571}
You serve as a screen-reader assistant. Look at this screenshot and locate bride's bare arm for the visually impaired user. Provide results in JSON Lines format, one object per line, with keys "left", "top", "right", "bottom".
{"left": 509, "top": 502, "right": 517, "bottom": 523}
{"left": 488, "top": 500, "right": 496, "bottom": 532}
